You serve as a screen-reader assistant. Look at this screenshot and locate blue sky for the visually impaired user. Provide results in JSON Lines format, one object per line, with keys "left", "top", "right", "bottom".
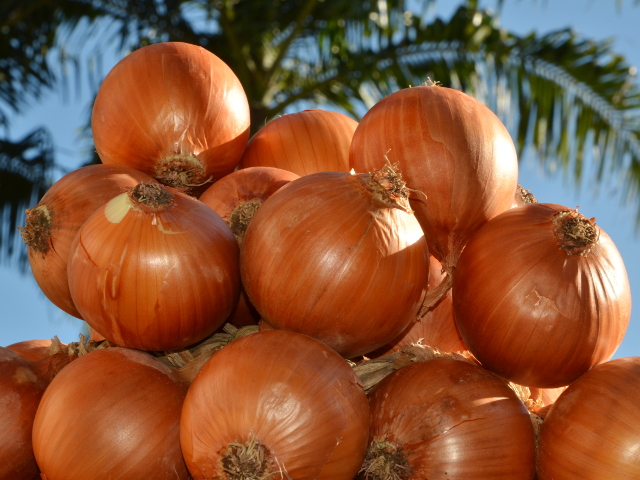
{"left": 1, "top": 0, "right": 638, "bottom": 359}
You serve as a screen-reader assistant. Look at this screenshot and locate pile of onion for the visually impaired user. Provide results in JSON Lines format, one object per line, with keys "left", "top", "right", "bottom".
{"left": 92, "top": 42, "right": 250, "bottom": 193}
{"left": 349, "top": 83, "right": 519, "bottom": 309}
{"left": 67, "top": 182, "right": 240, "bottom": 351}
{"left": 19, "top": 164, "right": 152, "bottom": 318}
{"left": 240, "top": 164, "right": 430, "bottom": 358}
{"left": 239, "top": 109, "right": 358, "bottom": 175}
{"left": 452, "top": 203, "right": 631, "bottom": 388}
{"left": 180, "top": 329, "right": 370, "bottom": 480}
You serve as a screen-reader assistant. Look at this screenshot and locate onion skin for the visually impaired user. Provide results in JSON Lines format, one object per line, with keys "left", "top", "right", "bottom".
{"left": 180, "top": 330, "right": 370, "bottom": 480}
{"left": 536, "top": 357, "right": 640, "bottom": 479}
{"left": 33, "top": 347, "right": 189, "bottom": 480}
{"left": 0, "top": 348, "right": 48, "bottom": 480}
{"left": 92, "top": 42, "right": 250, "bottom": 191}
{"left": 239, "top": 109, "right": 358, "bottom": 175}
{"left": 67, "top": 183, "right": 240, "bottom": 351}
{"left": 5, "top": 339, "right": 53, "bottom": 362}
{"left": 452, "top": 203, "right": 631, "bottom": 388}
{"left": 240, "top": 171, "right": 429, "bottom": 358}
{"left": 370, "top": 255, "right": 467, "bottom": 357}
{"left": 349, "top": 85, "right": 518, "bottom": 277}
{"left": 364, "top": 358, "right": 535, "bottom": 479}
{"left": 19, "top": 164, "right": 153, "bottom": 318}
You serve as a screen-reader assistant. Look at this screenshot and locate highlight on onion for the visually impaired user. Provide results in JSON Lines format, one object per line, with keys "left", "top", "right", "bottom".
{"left": 239, "top": 109, "right": 358, "bottom": 175}
{"left": 18, "top": 164, "right": 153, "bottom": 318}
{"left": 536, "top": 356, "right": 640, "bottom": 479}
{"left": 369, "top": 255, "right": 467, "bottom": 358}
{"left": 452, "top": 203, "right": 631, "bottom": 388}
{"left": 32, "top": 347, "right": 190, "bottom": 480}
{"left": 67, "top": 182, "right": 241, "bottom": 351}
{"left": 349, "top": 83, "right": 518, "bottom": 308}
{"left": 361, "top": 357, "right": 536, "bottom": 479}
{"left": 240, "top": 165, "right": 430, "bottom": 358}
{"left": 5, "top": 339, "right": 54, "bottom": 362}
{"left": 92, "top": 41, "right": 250, "bottom": 193}
{"left": 180, "top": 329, "right": 370, "bottom": 480}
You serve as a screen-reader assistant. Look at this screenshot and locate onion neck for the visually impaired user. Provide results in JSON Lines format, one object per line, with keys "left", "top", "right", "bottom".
{"left": 229, "top": 201, "right": 262, "bottom": 244}
{"left": 552, "top": 209, "right": 598, "bottom": 256}
{"left": 515, "top": 184, "right": 537, "bottom": 206}
{"left": 155, "top": 154, "right": 209, "bottom": 193}
{"left": 361, "top": 161, "right": 412, "bottom": 213}
{"left": 19, "top": 205, "right": 53, "bottom": 255}
{"left": 358, "top": 437, "right": 411, "bottom": 480}
{"left": 128, "top": 182, "right": 175, "bottom": 212}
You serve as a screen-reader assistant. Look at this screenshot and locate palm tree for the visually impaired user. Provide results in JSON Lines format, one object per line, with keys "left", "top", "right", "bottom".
{"left": 2, "top": 0, "right": 639, "bottom": 269}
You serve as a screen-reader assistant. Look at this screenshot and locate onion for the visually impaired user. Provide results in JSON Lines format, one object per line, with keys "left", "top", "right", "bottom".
{"left": 0, "top": 345, "right": 77, "bottom": 480}
{"left": 452, "top": 203, "right": 631, "bottom": 388}
{"left": 536, "top": 357, "right": 640, "bottom": 479}
{"left": 5, "top": 339, "right": 54, "bottom": 362}
{"left": 92, "top": 41, "right": 250, "bottom": 193}
{"left": 180, "top": 329, "right": 370, "bottom": 480}
{"left": 349, "top": 84, "right": 518, "bottom": 308}
{"left": 67, "top": 182, "right": 240, "bottom": 351}
{"left": 19, "top": 164, "right": 153, "bottom": 318}
{"left": 239, "top": 109, "right": 358, "bottom": 175}
{"left": 512, "top": 183, "right": 537, "bottom": 207}
{"left": 362, "top": 357, "right": 535, "bottom": 479}
{"left": 32, "top": 347, "right": 190, "bottom": 479}
{"left": 369, "top": 255, "right": 467, "bottom": 357}
{"left": 240, "top": 166, "right": 429, "bottom": 358}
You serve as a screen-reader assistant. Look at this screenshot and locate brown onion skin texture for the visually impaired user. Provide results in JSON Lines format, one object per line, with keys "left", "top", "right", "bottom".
{"left": 92, "top": 42, "right": 250, "bottom": 185}
{"left": 239, "top": 109, "right": 358, "bottom": 175}
{"left": 452, "top": 203, "right": 631, "bottom": 388}
{"left": 22, "top": 164, "right": 153, "bottom": 318}
{"left": 0, "top": 348, "right": 48, "bottom": 480}
{"left": 180, "top": 330, "right": 370, "bottom": 480}
{"left": 67, "top": 186, "right": 240, "bottom": 351}
{"left": 349, "top": 86, "right": 518, "bottom": 270}
{"left": 366, "top": 358, "right": 535, "bottom": 479}
{"left": 537, "top": 357, "right": 640, "bottom": 479}
{"left": 370, "top": 255, "right": 467, "bottom": 357}
{"left": 240, "top": 172, "right": 429, "bottom": 358}
{"left": 33, "top": 347, "right": 189, "bottom": 480}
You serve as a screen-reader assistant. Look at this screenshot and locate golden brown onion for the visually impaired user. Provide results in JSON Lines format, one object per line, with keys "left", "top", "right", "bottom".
{"left": 453, "top": 203, "right": 631, "bottom": 388}
{"left": 92, "top": 42, "right": 250, "bottom": 192}
{"left": 5, "top": 339, "right": 54, "bottom": 362}
{"left": 32, "top": 347, "right": 190, "bottom": 480}
{"left": 180, "top": 330, "right": 370, "bottom": 480}
{"left": 363, "top": 358, "right": 535, "bottom": 479}
{"left": 240, "top": 168, "right": 429, "bottom": 358}
{"left": 537, "top": 357, "right": 640, "bottom": 479}
{"left": 19, "top": 164, "right": 153, "bottom": 318}
{"left": 67, "top": 182, "right": 240, "bottom": 351}
{"left": 239, "top": 109, "right": 358, "bottom": 175}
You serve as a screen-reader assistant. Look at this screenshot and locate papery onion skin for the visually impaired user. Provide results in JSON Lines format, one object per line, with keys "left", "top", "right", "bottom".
{"left": 452, "top": 203, "right": 631, "bottom": 388}
{"left": 239, "top": 109, "right": 358, "bottom": 175}
{"left": 536, "top": 357, "right": 640, "bottom": 479}
{"left": 32, "top": 347, "right": 189, "bottom": 480}
{"left": 180, "top": 329, "right": 370, "bottom": 480}
{"left": 19, "top": 164, "right": 153, "bottom": 318}
{"left": 349, "top": 85, "right": 518, "bottom": 273}
{"left": 6, "top": 339, "right": 53, "bottom": 362}
{"left": 240, "top": 171, "right": 429, "bottom": 358}
{"left": 364, "top": 358, "right": 535, "bottom": 479}
{"left": 0, "top": 348, "right": 48, "bottom": 480}
{"left": 92, "top": 42, "right": 250, "bottom": 191}
{"left": 370, "top": 255, "right": 467, "bottom": 357}
{"left": 67, "top": 183, "right": 240, "bottom": 351}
